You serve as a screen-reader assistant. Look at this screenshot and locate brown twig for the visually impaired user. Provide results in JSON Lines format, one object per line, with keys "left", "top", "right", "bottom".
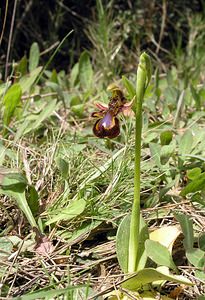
{"left": 0, "top": 0, "right": 8, "bottom": 46}
{"left": 156, "top": 0, "right": 167, "bottom": 54}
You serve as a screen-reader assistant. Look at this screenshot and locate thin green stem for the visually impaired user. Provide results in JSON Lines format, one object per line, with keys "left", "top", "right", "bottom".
{"left": 35, "top": 30, "right": 73, "bottom": 85}
{"left": 128, "top": 52, "right": 151, "bottom": 273}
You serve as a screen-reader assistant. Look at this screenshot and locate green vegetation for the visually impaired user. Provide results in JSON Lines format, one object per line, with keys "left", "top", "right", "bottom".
{"left": 1, "top": 1, "right": 205, "bottom": 299}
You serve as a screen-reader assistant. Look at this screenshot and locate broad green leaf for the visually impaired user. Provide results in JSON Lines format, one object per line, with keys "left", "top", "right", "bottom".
{"left": 70, "top": 62, "right": 79, "bottom": 87}
{"left": 149, "top": 143, "right": 161, "bottom": 168}
{"left": 192, "top": 131, "right": 205, "bottom": 153}
{"left": 181, "top": 154, "right": 205, "bottom": 162}
{"left": 152, "top": 266, "right": 170, "bottom": 287}
{"left": 116, "top": 214, "right": 148, "bottom": 273}
{"left": 6, "top": 235, "right": 22, "bottom": 246}
{"left": 45, "top": 81, "right": 59, "bottom": 91}
{"left": 55, "top": 157, "right": 69, "bottom": 179}
{"left": 23, "top": 99, "right": 57, "bottom": 135}
{"left": 186, "top": 248, "right": 205, "bottom": 267}
{"left": 164, "top": 86, "right": 178, "bottom": 106}
{"left": 27, "top": 185, "right": 39, "bottom": 216}
{"left": 159, "top": 181, "right": 175, "bottom": 200}
{"left": 0, "top": 190, "right": 38, "bottom": 229}
{"left": 187, "top": 167, "right": 202, "bottom": 180}
{"left": 122, "top": 268, "right": 193, "bottom": 291}
{"left": 199, "top": 233, "right": 205, "bottom": 251}
{"left": 17, "top": 55, "right": 28, "bottom": 76}
{"left": 64, "top": 220, "right": 102, "bottom": 243}
{"left": 145, "top": 240, "right": 177, "bottom": 272}
{"left": 71, "top": 104, "right": 84, "bottom": 117}
{"left": 70, "top": 95, "right": 81, "bottom": 106}
{"left": 46, "top": 198, "right": 86, "bottom": 225}
{"left": 122, "top": 75, "right": 136, "bottom": 98}
{"left": 0, "top": 236, "right": 23, "bottom": 259}
{"left": 79, "top": 51, "right": 93, "bottom": 90}
{"left": 7, "top": 236, "right": 34, "bottom": 253}
{"left": 116, "top": 214, "right": 130, "bottom": 273}
{"left": 46, "top": 82, "right": 64, "bottom": 100}
{"left": 136, "top": 216, "right": 149, "bottom": 271}
{"left": 180, "top": 172, "right": 205, "bottom": 196}
{"left": 0, "top": 143, "right": 6, "bottom": 165}
{"left": 0, "top": 168, "right": 27, "bottom": 193}
{"left": 143, "top": 132, "right": 158, "bottom": 144}
{"left": 14, "top": 119, "right": 30, "bottom": 142}
{"left": 0, "top": 168, "right": 38, "bottom": 229}
{"left": 195, "top": 270, "right": 205, "bottom": 282}
{"left": 160, "top": 142, "right": 176, "bottom": 165}
{"left": 178, "top": 130, "right": 193, "bottom": 156}
{"left": 3, "top": 83, "right": 22, "bottom": 126}
{"left": 190, "top": 84, "right": 200, "bottom": 109}
{"left": 69, "top": 144, "right": 86, "bottom": 153}
{"left": 19, "top": 66, "right": 42, "bottom": 93}
{"left": 29, "top": 42, "right": 40, "bottom": 72}
{"left": 174, "top": 213, "right": 193, "bottom": 251}
{"left": 49, "top": 69, "right": 58, "bottom": 83}
{"left": 0, "top": 237, "right": 13, "bottom": 257}
{"left": 160, "top": 130, "right": 173, "bottom": 145}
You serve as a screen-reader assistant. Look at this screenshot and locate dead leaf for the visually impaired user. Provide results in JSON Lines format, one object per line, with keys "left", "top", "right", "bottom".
{"left": 35, "top": 236, "right": 55, "bottom": 256}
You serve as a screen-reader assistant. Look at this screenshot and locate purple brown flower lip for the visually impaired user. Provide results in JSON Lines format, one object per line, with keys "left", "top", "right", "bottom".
{"left": 91, "top": 88, "right": 134, "bottom": 138}
{"left": 93, "top": 111, "right": 120, "bottom": 138}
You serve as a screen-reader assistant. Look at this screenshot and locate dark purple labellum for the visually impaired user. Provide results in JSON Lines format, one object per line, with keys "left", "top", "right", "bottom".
{"left": 93, "top": 115, "right": 120, "bottom": 138}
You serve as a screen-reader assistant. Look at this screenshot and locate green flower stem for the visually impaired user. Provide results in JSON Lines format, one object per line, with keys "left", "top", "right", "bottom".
{"left": 128, "top": 52, "right": 151, "bottom": 273}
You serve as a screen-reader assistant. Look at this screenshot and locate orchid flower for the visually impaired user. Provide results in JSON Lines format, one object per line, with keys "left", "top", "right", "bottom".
{"left": 92, "top": 85, "right": 134, "bottom": 138}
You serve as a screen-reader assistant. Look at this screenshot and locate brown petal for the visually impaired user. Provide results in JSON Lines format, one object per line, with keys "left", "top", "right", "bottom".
{"left": 95, "top": 102, "right": 109, "bottom": 110}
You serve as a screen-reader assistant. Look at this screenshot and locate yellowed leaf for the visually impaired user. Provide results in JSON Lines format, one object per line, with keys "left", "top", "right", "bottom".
{"left": 150, "top": 225, "right": 181, "bottom": 253}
